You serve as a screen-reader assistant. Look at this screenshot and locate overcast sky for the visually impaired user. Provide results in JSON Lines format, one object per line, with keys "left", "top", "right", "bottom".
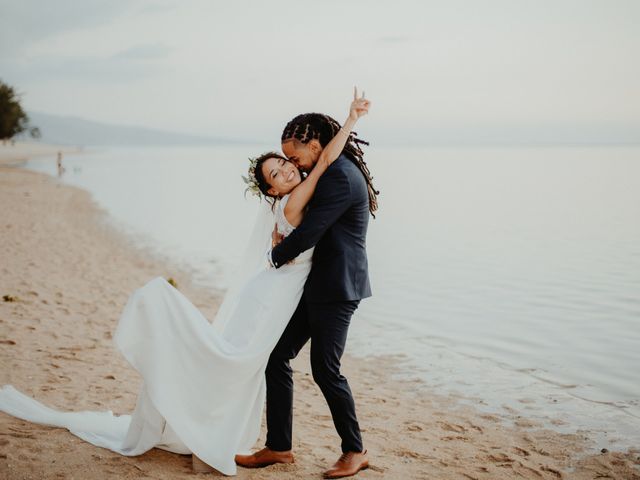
{"left": 1, "top": 0, "right": 639, "bottom": 144}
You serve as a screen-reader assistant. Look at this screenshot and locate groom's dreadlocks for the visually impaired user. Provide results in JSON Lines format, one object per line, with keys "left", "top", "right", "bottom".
{"left": 281, "top": 113, "right": 379, "bottom": 217}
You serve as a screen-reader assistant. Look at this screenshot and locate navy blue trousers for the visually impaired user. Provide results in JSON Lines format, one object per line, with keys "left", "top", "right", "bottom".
{"left": 265, "top": 297, "right": 362, "bottom": 453}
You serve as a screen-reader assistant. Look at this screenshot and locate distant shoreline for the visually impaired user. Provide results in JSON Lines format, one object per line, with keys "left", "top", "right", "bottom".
{"left": 0, "top": 141, "right": 83, "bottom": 166}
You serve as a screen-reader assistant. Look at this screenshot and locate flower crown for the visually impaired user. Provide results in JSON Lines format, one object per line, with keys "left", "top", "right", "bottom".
{"left": 242, "top": 156, "right": 262, "bottom": 199}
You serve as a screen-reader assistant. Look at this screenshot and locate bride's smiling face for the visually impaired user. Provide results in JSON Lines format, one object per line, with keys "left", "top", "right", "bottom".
{"left": 261, "top": 156, "right": 302, "bottom": 197}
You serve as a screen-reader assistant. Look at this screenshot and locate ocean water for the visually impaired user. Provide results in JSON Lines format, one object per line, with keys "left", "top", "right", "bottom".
{"left": 23, "top": 145, "right": 640, "bottom": 450}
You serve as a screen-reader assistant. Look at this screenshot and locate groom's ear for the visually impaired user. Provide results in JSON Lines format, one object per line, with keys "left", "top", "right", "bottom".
{"left": 308, "top": 139, "right": 322, "bottom": 155}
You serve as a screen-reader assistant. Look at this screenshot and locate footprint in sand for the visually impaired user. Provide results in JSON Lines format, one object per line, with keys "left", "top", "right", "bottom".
{"left": 461, "top": 474, "right": 480, "bottom": 480}
{"left": 513, "top": 446, "right": 531, "bottom": 457}
{"left": 442, "top": 435, "right": 469, "bottom": 441}
{"left": 540, "top": 465, "right": 563, "bottom": 478}
{"left": 513, "top": 462, "right": 544, "bottom": 478}
{"left": 406, "top": 423, "right": 423, "bottom": 432}
{"left": 550, "top": 418, "right": 568, "bottom": 426}
{"left": 515, "top": 417, "right": 542, "bottom": 428}
{"left": 436, "top": 421, "right": 467, "bottom": 433}
{"left": 4, "top": 429, "right": 36, "bottom": 440}
{"left": 531, "top": 447, "right": 551, "bottom": 457}
{"left": 367, "top": 464, "right": 386, "bottom": 473}
{"left": 394, "top": 449, "right": 435, "bottom": 462}
{"left": 487, "top": 452, "right": 515, "bottom": 464}
{"left": 466, "top": 421, "right": 484, "bottom": 433}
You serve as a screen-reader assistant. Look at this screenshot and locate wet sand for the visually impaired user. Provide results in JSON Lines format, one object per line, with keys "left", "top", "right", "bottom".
{"left": 1, "top": 152, "right": 639, "bottom": 479}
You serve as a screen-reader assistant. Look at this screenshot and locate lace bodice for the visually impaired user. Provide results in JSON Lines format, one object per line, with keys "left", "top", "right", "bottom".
{"left": 275, "top": 194, "right": 295, "bottom": 237}
{"left": 273, "top": 194, "right": 314, "bottom": 264}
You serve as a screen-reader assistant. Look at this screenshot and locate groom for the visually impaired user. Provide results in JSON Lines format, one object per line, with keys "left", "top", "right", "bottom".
{"left": 235, "top": 112, "right": 374, "bottom": 479}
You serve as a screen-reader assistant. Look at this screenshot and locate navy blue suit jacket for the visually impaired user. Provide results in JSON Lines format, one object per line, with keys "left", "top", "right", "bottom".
{"left": 271, "top": 154, "right": 372, "bottom": 303}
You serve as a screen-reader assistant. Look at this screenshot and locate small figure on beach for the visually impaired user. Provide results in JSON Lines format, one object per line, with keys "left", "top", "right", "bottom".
{"left": 0, "top": 88, "right": 376, "bottom": 478}
{"left": 56, "top": 151, "right": 65, "bottom": 177}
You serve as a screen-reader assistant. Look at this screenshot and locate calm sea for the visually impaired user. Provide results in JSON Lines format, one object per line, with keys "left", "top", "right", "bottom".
{"left": 23, "top": 145, "right": 640, "bottom": 450}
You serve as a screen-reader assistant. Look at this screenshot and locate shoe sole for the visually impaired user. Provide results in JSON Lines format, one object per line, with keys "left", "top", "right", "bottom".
{"left": 237, "top": 459, "right": 295, "bottom": 469}
{"left": 323, "top": 463, "right": 369, "bottom": 479}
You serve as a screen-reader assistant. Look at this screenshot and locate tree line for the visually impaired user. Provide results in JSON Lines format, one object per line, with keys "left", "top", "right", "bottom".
{"left": 0, "top": 80, "right": 40, "bottom": 141}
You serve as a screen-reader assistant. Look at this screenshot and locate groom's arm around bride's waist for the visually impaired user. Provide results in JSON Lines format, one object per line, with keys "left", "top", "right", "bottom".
{"left": 271, "top": 166, "right": 352, "bottom": 268}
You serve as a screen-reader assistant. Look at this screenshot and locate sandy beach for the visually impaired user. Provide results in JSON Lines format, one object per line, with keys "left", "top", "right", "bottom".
{"left": 1, "top": 149, "right": 639, "bottom": 479}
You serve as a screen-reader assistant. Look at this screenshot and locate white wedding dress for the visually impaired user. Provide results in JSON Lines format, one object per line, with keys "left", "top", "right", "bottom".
{"left": 0, "top": 195, "right": 312, "bottom": 476}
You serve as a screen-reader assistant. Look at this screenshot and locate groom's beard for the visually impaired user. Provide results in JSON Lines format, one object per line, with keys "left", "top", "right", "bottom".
{"left": 303, "top": 159, "right": 320, "bottom": 173}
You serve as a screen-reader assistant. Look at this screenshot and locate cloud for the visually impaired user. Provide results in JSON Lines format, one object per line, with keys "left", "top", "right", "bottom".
{"left": 0, "top": 0, "right": 133, "bottom": 56}
{"left": 376, "top": 35, "right": 412, "bottom": 44}
{"left": 112, "top": 44, "right": 171, "bottom": 60}
{"left": 2, "top": 53, "right": 167, "bottom": 85}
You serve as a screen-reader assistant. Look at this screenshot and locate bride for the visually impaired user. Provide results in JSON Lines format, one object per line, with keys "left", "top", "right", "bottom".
{"left": 0, "top": 89, "right": 371, "bottom": 476}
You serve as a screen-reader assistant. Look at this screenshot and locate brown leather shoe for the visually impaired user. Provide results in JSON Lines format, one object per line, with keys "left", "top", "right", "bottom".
{"left": 234, "top": 446, "right": 295, "bottom": 468}
{"left": 323, "top": 450, "right": 369, "bottom": 479}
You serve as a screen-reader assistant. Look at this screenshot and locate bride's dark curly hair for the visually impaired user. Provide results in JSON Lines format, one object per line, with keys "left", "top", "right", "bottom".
{"left": 281, "top": 112, "right": 379, "bottom": 216}
{"left": 251, "top": 151, "right": 289, "bottom": 207}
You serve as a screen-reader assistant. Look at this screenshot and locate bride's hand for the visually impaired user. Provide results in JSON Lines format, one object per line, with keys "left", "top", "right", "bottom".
{"left": 349, "top": 86, "right": 371, "bottom": 122}
{"left": 272, "top": 224, "right": 284, "bottom": 248}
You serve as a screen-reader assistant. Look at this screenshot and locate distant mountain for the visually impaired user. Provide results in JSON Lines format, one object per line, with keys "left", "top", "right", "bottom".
{"left": 25, "top": 111, "right": 248, "bottom": 146}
